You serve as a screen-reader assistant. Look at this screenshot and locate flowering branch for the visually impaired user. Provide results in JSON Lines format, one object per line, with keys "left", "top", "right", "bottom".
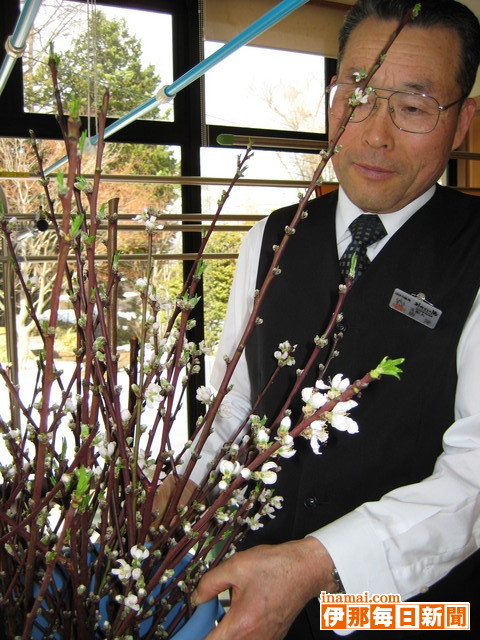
{"left": 0, "top": 7, "right": 417, "bottom": 637}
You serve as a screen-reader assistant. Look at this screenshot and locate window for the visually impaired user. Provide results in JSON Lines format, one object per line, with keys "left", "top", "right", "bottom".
{"left": 22, "top": 0, "right": 174, "bottom": 122}
{"left": 205, "top": 42, "right": 326, "bottom": 134}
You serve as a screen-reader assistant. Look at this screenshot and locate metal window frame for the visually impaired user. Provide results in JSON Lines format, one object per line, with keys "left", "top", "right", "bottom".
{"left": 0, "top": 0, "right": 334, "bottom": 433}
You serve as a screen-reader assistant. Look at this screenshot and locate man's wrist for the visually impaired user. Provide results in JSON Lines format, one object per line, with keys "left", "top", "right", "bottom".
{"left": 302, "top": 536, "right": 341, "bottom": 595}
{"left": 331, "top": 566, "right": 346, "bottom": 593}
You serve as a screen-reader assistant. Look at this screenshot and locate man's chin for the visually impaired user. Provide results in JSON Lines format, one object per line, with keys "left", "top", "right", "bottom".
{"left": 342, "top": 183, "right": 405, "bottom": 214}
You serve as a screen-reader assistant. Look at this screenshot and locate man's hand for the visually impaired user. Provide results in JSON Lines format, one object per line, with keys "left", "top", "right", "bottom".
{"left": 193, "top": 537, "right": 338, "bottom": 640}
{"left": 152, "top": 474, "right": 198, "bottom": 527}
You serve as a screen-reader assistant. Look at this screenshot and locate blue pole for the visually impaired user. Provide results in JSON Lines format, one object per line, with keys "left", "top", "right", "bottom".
{"left": 164, "top": 0, "right": 310, "bottom": 97}
{"left": 44, "top": 0, "right": 310, "bottom": 175}
{"left": 11, "top": 0, "right": 44, "bottom": 47}
{"left": 0, "top": 0, "right": 43, "bottom": 96}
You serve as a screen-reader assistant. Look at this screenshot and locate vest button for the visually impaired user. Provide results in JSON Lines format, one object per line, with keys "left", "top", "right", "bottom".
{"left": 304, "top": 495, "right": 318, "bottom": 509}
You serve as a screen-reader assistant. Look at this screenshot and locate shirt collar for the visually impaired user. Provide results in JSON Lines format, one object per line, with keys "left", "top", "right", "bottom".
{"left": 336, "top": 184, "right": 436, "bottom": 243}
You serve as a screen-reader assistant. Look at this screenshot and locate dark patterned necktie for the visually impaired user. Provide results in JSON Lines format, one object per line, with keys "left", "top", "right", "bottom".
{"left": 339, "top": 214, "right": 387, "bottom": 282}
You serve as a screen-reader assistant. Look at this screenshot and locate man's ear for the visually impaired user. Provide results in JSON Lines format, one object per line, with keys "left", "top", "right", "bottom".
{"left": 452, "top": 97, "right": 477, "bottom": 151}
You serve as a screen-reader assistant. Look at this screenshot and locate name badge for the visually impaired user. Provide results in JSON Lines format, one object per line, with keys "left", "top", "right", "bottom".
{"left": 389, "top": 288, "right": 442, "bottom": 329}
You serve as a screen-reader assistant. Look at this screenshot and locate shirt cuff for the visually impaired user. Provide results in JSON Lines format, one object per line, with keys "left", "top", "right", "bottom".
{"left": 309, "top": 509, "right": 399, "bottom": 597}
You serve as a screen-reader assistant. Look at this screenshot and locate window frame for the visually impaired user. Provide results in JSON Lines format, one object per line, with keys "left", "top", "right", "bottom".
{"left": 0, "top": 0, "right": 335, "bottom": 433}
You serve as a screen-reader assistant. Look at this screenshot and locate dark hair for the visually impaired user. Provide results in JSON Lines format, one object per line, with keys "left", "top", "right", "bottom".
{"left": 338, "top": 0, "right": 480, "bottom": 98}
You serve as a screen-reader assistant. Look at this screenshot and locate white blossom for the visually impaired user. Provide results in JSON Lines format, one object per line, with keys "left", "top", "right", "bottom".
{"left": 261, "top": 503, "right": 276, "bottom": 519}
{"left": 246, "top": 513, "right": 264, "bottom": 531}
{"left": 218, "top": 459, "right": 241, "bottom": 490}
{"left": 97, "top": 440, "right": 115, "bottom": 460}
{"left": 64, "top": 396, "right": 78, "bottom": 413}
{"left": 137, "top": 449, "right": 157, "bottom": 482}
{"left": 270, "top": 495, "right": 284, "bottom": 510}
{"left": 218, "top": 459, "right": 240, "bottom": 475}
{"left": 198, "top": 340, "right": 212, "bottom": 355}
{"left": 124, "top": 594, "right": 140, "bottom": 611}
{"left": 302, "top": 419, "right": 330, "bottom": 455}
{"left": 276, "top": 435, "right": 296, "bottom": 459}
{"left": 131, "top": 567, "right": 142, "bottom": 581}
{"left": 301, "top": 374, "right": 359, "bottom": 447}
{"left": 330, "top": 400, "right": 359, "bottom": 434}
{"left": 301, "top": 386, "right": 327, "bottom": 411}
{"left": 112, "top": 559, "right": 132, "bottom": 582}
{"left": 317, "top": 373, "right": 350, "bottom": 398}
{"left": 229, "top": 488, "right": 247, "bottom": 508}
{"left": 241, "top": 467, "right": 252, "bottom": 480}
{"left": 133, "top": 209, "right": 163, "bottom": 233}
{"left": 353, "top": 67, "right": 368, "bottom": 82}
{"left": 348, "top": 86, "right": 371, "bottom": 106}
{"left": 196, "top": 385, "right": 214, "bottom": 405}
{"left": 150, "top": 291, "right": 171, "bottom": 310}
{"left": 131, "top": 545, "right": 149, "bottom": 561}
{"left": 121, "top": 409, "right": 132, "bottom": 422}
{"left": 145, "top": 382, "right": 161, "bottom": 408}
{"left": 255, "top": 428, "right": 270, "bottom": 450}
{"left": 135, "top": 277, "right": 148, "bottom": 292}
{"left": 273, "top": 340, "right": 297, "bottom": 367}
{"left": 215, "top": 509, "right": 230, "bottom": 524}
{"left": 218, "top": 402, "right": 232, "bottom": 418}
{"left": 257, "top": 461, "right": 278, "bottom": 485}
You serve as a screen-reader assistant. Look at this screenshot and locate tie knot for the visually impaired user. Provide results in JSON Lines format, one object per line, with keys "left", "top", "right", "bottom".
{"left": 348, "top": 214, "right": 386, "bottom": 248}
{"left": 339, "top": 214, "right": 387, "bottom": 283}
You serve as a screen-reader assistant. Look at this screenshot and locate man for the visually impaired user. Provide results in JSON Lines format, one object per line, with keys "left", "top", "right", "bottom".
{"left": 191, "top": 1, "right": 480, "bottom": 638}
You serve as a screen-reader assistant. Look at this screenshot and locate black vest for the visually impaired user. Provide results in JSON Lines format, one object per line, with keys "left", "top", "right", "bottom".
{"left": 244, "top": 186, "right": 480, "bottom": 610}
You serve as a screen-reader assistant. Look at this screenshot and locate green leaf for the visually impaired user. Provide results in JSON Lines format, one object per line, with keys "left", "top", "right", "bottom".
{"left": 56, "top": 171, "right": 68, "bottom": 195}
{"left": 70, "top": 213, "right": 84, "bottom": 238}
{"left": 74, "top": 175, "right": 88, "bottom": 191}
{"left": 68, "top": 97, "right": 82, "bottom": 118}
{"left": 349, "top": 252, "right": 358, "bottom": 279}
{"left": 371, "top": 356, "right": 405, "bottom": 380}
{"left": 196, "top": 259, "right": 207, "bottom": 278}
{"left": 73, "top": 466, "right": 92, "bottom": 511}
{"left": 78, "top": 130, "right": 88, "bottom": 153}
{"left": 112, "top": 250, "right": 120, "bottom": 273}
{"left": 74, "top": 466, "right": 90, "bottom": 497}
{"left": 61, "top": 437, "right": 68, "bottom": 460}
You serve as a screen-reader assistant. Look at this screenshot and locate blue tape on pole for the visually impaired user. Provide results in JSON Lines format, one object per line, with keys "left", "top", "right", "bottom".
{"left": 11, "top": 0, "right": 44, "bottom": 49}
{"left": 0, "top": 0, "right": 43, "bottom": 96}
{"left": 164, "top": 0, "right": 310, "bottom": 97}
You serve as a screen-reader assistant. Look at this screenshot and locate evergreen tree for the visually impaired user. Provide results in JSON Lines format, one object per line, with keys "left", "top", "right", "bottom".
{"left": 203, "top": 231, "right": 245, "bottom": 347}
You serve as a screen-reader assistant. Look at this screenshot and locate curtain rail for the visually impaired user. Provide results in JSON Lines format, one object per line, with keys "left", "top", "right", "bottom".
{"left": 0, "top": 172, "right": 319, "bottom": 188}
{"left": 0, "top": 253, "right": 240, "bottom": 263}
{"left": 216, "top": 134, "right": 480, "bottom": 161}
{"left": 10, "top": 213, "right": 265, "bottom": 222}
{"left": 2, "top": 171, "right": 480, "bottom": 187}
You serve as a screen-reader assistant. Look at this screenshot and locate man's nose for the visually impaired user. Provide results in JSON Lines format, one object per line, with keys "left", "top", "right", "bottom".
{"left": 361, "top": 96, "right": 395, "bottom": 148}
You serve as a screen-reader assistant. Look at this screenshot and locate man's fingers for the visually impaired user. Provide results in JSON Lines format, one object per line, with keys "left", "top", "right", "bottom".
{"left": 192, "top": 564, "right": 230, "bottom": 606}
{"left": 151, "top": 476, "right": 198, "bottom": 528}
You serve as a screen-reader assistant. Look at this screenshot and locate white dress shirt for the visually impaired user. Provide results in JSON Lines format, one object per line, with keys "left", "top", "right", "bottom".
{"left": 190, "top": 185, "right": 480, "bottom": 601}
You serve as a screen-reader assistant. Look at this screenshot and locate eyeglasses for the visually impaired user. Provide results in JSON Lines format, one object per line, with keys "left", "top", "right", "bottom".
{"left": 327, "top": 83, "right": 464, "bottom": 134}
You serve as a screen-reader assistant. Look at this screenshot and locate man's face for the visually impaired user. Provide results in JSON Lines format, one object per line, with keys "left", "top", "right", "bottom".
{"left": 329, "top": 18, "right": 475, "bottom": 213}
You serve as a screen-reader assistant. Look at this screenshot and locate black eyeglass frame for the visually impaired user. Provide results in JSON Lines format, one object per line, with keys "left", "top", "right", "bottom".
{"left": 326, "top": 82, "right": 465, "bottom": 134}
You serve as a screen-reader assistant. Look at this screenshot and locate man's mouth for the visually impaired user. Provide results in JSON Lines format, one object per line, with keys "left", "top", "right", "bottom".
{"left": 353, "top": 162, "right": 396, "bottom": 180}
